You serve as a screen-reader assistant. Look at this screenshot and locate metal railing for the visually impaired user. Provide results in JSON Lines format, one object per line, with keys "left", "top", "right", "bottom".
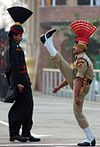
{"left": 40, "top": 0, "right": 100, "bottom": 7}
{"left": 42, "top": 68, "right": 100, "bottom": 101}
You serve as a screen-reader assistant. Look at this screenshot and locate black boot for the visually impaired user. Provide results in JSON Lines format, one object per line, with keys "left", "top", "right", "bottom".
{"left": 77, "top": 138, "right": 96, "bottom": 146}
{"left": 46, "top": 28, "right": 56, "bottom": 38}
{"left": 40, "top": 28, "right": 56, "bottom": 44}
{"left": 23, "top": 135, "right": 40, "bottom": 142}
{"left": 28, "top": 135, "right": 40, "bottom": 142}
{"left": 10, "top": 135, "right": 27, "bottom": 142}
{"left": 40, "top": 34, "right": 45, "bottom": 44}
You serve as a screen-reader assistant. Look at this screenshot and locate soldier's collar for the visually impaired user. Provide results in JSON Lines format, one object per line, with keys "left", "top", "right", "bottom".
{"left": 76, "top": 52, "right": 86, "bottom": 59}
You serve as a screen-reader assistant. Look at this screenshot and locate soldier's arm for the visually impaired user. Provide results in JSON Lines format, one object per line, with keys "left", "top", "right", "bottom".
{"left": 10, "top": 44, "right": 25, "bottom": 92}
{"left": 10, "top": 43, "right": 21, "bottom": 85}
{"left": 52, "top": 80, "right": 68, "bottom": 93}
{"left": 74, "top": 58, "right": 88, "bottom": 104}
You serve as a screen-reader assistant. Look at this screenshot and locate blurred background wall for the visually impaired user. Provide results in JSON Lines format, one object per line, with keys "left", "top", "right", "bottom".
{"left": 0, "top": 0, "right": 100, "bottom": 92}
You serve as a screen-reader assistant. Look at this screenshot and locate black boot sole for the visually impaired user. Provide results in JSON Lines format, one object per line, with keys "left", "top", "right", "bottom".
{"left": 10, "top": 137, "right": 27, "bottom": 142}
{"left": 40, "top": 34, "right": 45, "bottom": 44}
{"left": 46, "top": 28, "right": 56, "bottom": 38}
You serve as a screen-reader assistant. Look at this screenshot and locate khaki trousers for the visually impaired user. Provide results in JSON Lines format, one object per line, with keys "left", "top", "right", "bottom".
{"left": 52, "top": 53, "right": 89, "bottom": 129}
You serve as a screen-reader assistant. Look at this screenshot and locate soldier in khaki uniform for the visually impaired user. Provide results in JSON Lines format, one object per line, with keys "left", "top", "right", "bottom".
{"left": 40, "top": 20, "right": 97, "bottom": 146}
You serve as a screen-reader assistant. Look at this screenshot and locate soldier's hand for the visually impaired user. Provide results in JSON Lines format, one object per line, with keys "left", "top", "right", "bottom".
{"left": 75, "top": 96, "right": 82, "bottom": 105}
{"left": 52, "top": 86, "right": 60, "bottom": 93}
{"left": 17, "top": 84, "right": 24, "bottom": 93}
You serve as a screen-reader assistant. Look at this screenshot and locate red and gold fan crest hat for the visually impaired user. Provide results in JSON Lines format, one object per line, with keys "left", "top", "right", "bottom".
{"left": 69, "top": 20, "right": 97, "bottom": 44}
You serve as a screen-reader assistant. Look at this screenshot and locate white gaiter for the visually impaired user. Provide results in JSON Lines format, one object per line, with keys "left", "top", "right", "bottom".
{"left": 44, "top": 35, "right": 58, "bottom": 57}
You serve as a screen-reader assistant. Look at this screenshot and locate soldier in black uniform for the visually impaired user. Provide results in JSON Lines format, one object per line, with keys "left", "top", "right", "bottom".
{"left": 7, "top": 6, "right": 40, "bottom": 142}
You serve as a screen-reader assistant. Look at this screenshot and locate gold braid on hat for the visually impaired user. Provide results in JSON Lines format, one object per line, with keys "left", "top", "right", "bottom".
{"left": 15, "top": 22, "right": 22, "bottom": 26}
{"left": 77, "top": 41, "right": 88, "bottom": 50}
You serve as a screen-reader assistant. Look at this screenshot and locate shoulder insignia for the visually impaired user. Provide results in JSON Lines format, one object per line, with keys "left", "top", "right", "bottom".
{"left": 77, "top": 63, "right": 82, "bottom": 69}
{"left": 76, "top": 60, "right": 84, "bottom": 67}
{"left": 76, "top": 57, "right": 88, "bottom": 67}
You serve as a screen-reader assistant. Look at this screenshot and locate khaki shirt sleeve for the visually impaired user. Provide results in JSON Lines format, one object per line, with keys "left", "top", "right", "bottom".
{"left": 76, "top": 58, "right": 88, "bottom": 78}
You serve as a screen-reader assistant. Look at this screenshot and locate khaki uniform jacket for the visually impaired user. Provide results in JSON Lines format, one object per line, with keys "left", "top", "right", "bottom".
{"left": 73, "top": 52, "right": 94, "bottom": 80}
{"left": 51, "top": 52, "right": 94, "bottom": 91}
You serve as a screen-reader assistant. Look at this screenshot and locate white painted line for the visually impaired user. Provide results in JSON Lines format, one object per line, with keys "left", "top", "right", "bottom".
{"left": 0, "top": 144, "right": 100, "bottom": 147}
{"left": 0, "top": 120, "right": 8, "bottom": 126}
{"left": 0, "top": 120, "right": 100, "bottom": 146}
{"left": 0, "top": 143, "right": 77, "bottom": 146}
{"left": 0, "top": 120, "right": 51, "bottom": 138}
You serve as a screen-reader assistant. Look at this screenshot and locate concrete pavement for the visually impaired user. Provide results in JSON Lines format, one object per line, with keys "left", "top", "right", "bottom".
{"left": 0, "top": 91, "right": 100, "bottom": 146}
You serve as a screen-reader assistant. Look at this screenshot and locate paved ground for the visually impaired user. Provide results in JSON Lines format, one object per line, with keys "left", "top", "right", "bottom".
{"left": 0, "top": 92, "right": 100, "bottom": 146}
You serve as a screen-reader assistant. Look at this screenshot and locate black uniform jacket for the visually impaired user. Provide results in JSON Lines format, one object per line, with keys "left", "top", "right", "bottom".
{"left": 9, "top": 39, "right": 31, "bottom": 87}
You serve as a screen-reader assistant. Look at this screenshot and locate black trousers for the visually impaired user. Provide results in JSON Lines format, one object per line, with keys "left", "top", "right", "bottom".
{"left": 8, "top": 83, "right": 34, "bottom": 137}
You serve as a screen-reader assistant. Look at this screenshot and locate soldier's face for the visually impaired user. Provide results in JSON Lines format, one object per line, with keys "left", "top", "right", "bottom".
{"left": 73, "top": 43, "right": 83, "bottom": 55}
{"left": 13, "top": 33, "right": 23, "bottom": 43}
